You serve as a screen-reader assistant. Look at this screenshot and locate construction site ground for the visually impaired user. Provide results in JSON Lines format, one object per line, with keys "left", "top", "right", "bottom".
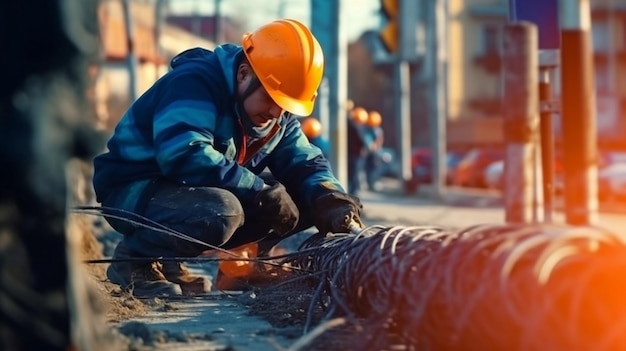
{"left": 81, "top": 178, "right": 626, "bottom": 351}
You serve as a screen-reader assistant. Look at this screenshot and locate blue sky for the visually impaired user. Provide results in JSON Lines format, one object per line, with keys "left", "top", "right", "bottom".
{"left": 168, "top": 0, "right": 381, "bottom": 41}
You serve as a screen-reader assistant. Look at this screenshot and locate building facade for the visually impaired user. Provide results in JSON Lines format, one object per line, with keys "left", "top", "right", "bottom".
{"left": 447, "top": 0, "right": 626, "bottom": 148}
{"left": 95, "top": 0, "right": 215, "bottom": 130}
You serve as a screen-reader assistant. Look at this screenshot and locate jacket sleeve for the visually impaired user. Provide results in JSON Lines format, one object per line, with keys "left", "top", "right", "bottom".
{"left": 266, "top": 116, "right": 345, "bottom": 207}
{"left": 149, "top": 69, "right": 265, "bottom": 201}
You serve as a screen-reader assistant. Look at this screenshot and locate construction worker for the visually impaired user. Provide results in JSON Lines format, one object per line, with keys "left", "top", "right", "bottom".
{"left": 364, "top": 110, "right": 385, "bottom": 191}
{"left": 300, "top": 116, "right": 330, "bottom": 157}
{"left": 92, "top": 19, "right": 363, "bottom": 297}
{"left": 347, "top": 106, "right": 374, "bottom": 196}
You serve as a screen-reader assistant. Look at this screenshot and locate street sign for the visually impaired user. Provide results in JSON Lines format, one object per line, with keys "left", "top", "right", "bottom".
{"left": 509, "top": 0, "right": 560, "bottom": 50}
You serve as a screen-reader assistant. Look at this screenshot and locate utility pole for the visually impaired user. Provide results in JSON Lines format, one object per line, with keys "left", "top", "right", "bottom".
{"left": 394, "top": 0, "right": 418, "bottom": 190}
{"left": 427, "top": 0, "right": 447, "bottom": 200}
{"left": 214, "top": 0, "right": 222, "bottom": 43}
{"left": 311, "top": 0, "right": 348, "bottom": 188}
{"left": 154, "top": 0, "right": 166, "bottom": 79}
{"left": 122, "top": 0, "right": 138, "bottom": 102}
{"left": 502, "top": 22, "right": 539, "bottom": 223}
{"left": 559, "top": 0, "right": 598, "bottom": 225}
{"left": 317, "top": 78, "right": 330, "bottom": 140}
{"left": 509, "top": 0, "right": 561, "bottom": 223}
{"left": 192, "top": 0, "right": 201, "bottom": 38}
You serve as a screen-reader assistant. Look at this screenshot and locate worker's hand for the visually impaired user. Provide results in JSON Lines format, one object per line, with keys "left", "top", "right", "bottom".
{"left": 255, "top": 182, "right": 299, "bottom": 237}
{"left": 312, "top": 191, "right": 363, "bottom": 234}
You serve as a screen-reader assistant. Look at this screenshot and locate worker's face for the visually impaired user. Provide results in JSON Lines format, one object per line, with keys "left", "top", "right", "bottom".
{"left": 237, "top": 64, "right": 284, "bottom": 127}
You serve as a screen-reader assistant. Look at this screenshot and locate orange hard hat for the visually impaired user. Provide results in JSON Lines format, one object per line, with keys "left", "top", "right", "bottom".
{"left": 301, "top": 117, "right": 322, "bottom": 139}
{"left": 351, "top": 107, "right": 368, "bottom": 124}
{"left": 367, "top": 110, "right": 382, "bottom": 127}
{"left": 242, "top": 19, "right": 324, "bottom": 116}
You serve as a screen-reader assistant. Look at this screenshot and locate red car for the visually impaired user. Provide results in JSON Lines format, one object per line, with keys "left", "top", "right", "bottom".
{"left": 452, "top": 147, "right": 504, "bottom": 188}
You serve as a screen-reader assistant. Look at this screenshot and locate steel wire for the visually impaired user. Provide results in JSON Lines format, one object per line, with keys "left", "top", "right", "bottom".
{"left": 73, "top": 206, "right": 626, "bottom": 349}
{"left": 280, "top": 223, "right": 626, "bottom": 351}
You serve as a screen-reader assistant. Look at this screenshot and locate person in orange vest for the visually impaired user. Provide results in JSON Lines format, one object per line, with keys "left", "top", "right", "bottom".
{"left": 93, "top": 19, "right": 364, "bottom": 297}
{"left": 300, "top": 116, "right": 330, "bottom": 158}
{"left": 364, "top": 110, "right": 385, "bottom": 191}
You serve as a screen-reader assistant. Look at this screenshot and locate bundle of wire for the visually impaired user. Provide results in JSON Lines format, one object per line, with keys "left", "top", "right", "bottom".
{"left": 282, "top": 223, "right": 626, "bottom": 350}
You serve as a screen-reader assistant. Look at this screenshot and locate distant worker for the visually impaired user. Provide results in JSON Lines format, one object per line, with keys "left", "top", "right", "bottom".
{"left": 347, "top": 106, "right": 374, "bottom": 196}
{"left": 300, "top": 116, "right": 330, "bottom": 158}
{"left": 364, "top": 110, "right": 385, "bottom": 191}
{"left": 92, "top": 19, "right": 364, "bottom": 297}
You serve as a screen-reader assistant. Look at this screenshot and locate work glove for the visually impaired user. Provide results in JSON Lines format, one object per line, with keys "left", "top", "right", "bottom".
{"left": 255, "top": 182, "right": 299, "bottom": 237}
{"left": 312, "top": 191, "right": 364, "bottom": 234}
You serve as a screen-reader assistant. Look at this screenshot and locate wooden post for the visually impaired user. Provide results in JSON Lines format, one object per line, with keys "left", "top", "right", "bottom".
{"left": 560, "top": 0, "right": 598, "bottom": 225}
{"left": 502, "top": 22, "right": 539, "bottom": 223}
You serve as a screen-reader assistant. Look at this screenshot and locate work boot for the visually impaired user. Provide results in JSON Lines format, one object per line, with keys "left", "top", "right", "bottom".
{"left": 106, "top": 242, "right": 182, "bottom": 298}
{"left": 161, "top": 262, "right": 211, "bottom": 295}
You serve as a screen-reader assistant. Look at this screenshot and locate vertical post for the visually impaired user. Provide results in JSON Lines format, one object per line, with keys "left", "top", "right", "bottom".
{"left": 396, "top": 0, "right": 417, "bottom": 187}
{"left": 311, "top": 0, "right": 348, "bottom": 188}
{"left": 428, "top": 0, "right": 447, "bottom": 200}
{"left": 395, "top": 61, "right": 411, "bottom": 183}
{"left": 317, "top": 77, "right": 330, "bottom": 140}
{"left": 154, "top": 0, "right": 165, "bottom": 79}
{"left": 214, "top": 0, "right": 222, "bottom": 43}
{"left": 191, "top": 0, "right": 201, "bottom": 37}
{"left": 122, "top": 0, "right": 138, "bottom": 102}
{"left": 502, "top": 22, "right": 539, "bottom": 223}
{"left": 559, "top": 0, "right": 598, "bottom": 225}
{"left": 509, "top": 0, "right": 561, "bottom": 223}
{"left": 539, "top": 62, "right": 556, "bottom": 222}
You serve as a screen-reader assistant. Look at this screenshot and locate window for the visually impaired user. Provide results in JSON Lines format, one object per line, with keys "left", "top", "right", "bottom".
{"left": 483, "top": 24, "right": 501, "bottom": 55}
{"left": 592, "top": 21, "right": 609, "bottom": 52}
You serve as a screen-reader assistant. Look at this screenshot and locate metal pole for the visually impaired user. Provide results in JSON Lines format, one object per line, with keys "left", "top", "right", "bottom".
{"left": 608, "top": 0, "right": 616, "bottom": 92}
{"left": 396, "top": 0, "right": 417, "bottom": 189}
{"left": 395, "top": 61, "right": 411, "bottom": 184}
{"left": 318, "top": 77, "right": 330, "bottom": 140}
{"left": 502, "top": 22, "right": 539, "bottom": 223}
{"left": 121, "top": 0, "right": 138, "bottom": 102}
{"left": 311, "top": 0, "right": 348, "bottom": 188}
{"left": 430, "top": 0, "right": 447, "bottom": 200}
{"left": 154, "top": 0, "right": 165, "bottom": 79}
{"left": 192, "top": 0, "right": 201, "bottom": 37}
{"left": 214, "top": 0, "right": 222, "bottom": 43}
{"left": 559, "top": 0, "right": 598, "bottom": 225}
{"left": 539, "top": 65, "right": 555, "bottom": 222}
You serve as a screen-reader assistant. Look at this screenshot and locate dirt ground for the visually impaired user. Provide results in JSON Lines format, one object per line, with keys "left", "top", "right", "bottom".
{"left": 73, "top": 211, "right": 375, "bottom": 351}
{"left": 72, "top": 202, "right": 423, "bottom": 351}
{"left": 68, "top": 164, "right": 412, "bottom": 350}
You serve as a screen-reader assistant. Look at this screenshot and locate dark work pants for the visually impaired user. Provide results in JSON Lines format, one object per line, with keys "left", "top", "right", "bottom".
{"left": 365, "top": 151, "right": 382, "bottom": 190}
{"left": 102, "top": 179, "right": 315, "bottom": 258}
{"left": 348, "top": 156, "right": 365, "bottom": 196}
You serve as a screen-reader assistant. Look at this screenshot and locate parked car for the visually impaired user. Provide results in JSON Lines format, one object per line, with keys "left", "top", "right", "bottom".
{"left": 378, "top": 147, "right": 401, "bottom": 179}
{"left": 446, "top": 150, "right": 467, "bottom": 184}
{"left": 484, "top": 160, "right": 504, "bottom": 190}
{"left": 410, "top": 148, "right": 468, "bottom": 183}
{"left": 484, "top": 150, "right": 626, "bottom": 197}
{"left": 484, "top": 153, "right": 563, "bottom": 194}
{"left": 484, "top": 151, "right": 564, "bottom": 192}
{"left": 404, "top": 148, "right": 468, "bottom": 193}
{"left": 410, "top": 147, "right": 433, "bottom": 183}
{"left": 598, "top": 162, "right": 626, "bottom": 201}
{"left": 451, "top": 147, "right": 504, "bottom": 188}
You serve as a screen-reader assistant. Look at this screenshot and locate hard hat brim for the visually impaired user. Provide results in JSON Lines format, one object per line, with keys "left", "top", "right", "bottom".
{"left": 269, "top": 89, "right": 315, "bottom": 116}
